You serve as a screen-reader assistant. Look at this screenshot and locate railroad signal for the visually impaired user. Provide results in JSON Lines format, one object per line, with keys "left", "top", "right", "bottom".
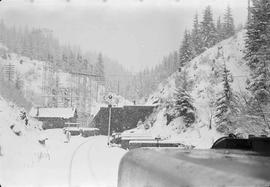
{"left": 105, "top": 94, "right": 114, "bottom": 146}
{"left": 107, "top": 103, "right": 112, "bottom": 147}
{"left": 104, "top": 93, "right": 114, "bottom": 105}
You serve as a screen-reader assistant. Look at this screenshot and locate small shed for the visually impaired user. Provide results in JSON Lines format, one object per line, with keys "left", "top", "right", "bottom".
{"left": 29, "top": 107, "right": 78, "bottom": 129}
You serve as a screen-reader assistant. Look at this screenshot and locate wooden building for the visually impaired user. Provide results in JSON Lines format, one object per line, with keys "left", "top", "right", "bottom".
{"left": 29, "top": 107, "right": 78, "bottom": 129}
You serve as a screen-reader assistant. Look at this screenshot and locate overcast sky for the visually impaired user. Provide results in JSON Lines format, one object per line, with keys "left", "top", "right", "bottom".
{"left": 0, "top": 0, "right": 248, "bottom": 72}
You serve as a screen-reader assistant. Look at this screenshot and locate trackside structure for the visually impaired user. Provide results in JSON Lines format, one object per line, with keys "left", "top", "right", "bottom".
{"left": 29, "top": 107, "right": 78, "bottom": 129}
{"left": 90, "top": 105, "right": 155, "bottom": 135}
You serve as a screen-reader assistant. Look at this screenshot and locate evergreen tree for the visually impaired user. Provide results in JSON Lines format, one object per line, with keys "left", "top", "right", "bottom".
{"left": 15, "top": 72, "right": 23, "bottom": 91}
{"left": 22, "top": 26, "right": 32, "bottom": 58}
{"left": 173, "top": 51, "right": 178, "bottom": 71}
{"left": 223, "top": 5, "right": 235, "bottom": 39}
{"left": 67, "top": 46, "right": 76, "bottom": 71}
{"left": 191, "top": 13, "right": 204, "bottom": 55}
{"left": 174, "top": 88, "right": 196, "bottom": 126}
{"left": 216, "top": 16, "right": 224, "bottom": 42}
{"left": 167, "top": 70, "right": 195, "bottom": 126}
{"left": 0, "top": 20, "right": 5, "bottom": 43}
{"left": 245, "top": 0, "right": 270, "bottom": 129}
{"left": 175, "top": 69, "right": 191, "bottom": 91}
{"left": 245, "top": 0, "right": 270, "bottom": 104}
{"left": 200, "top": 6, "right": 217, "bottom": 49}
{"left": 179, "top": 30, "right": 194, "bottom": 67}
{"left": 215, "top": 63, "right": 235, "bottom": 132}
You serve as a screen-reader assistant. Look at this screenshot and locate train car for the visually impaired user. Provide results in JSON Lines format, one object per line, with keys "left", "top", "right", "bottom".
{"left": 63, "top": 127, "right": 81, "bottom": 136}
{"left": 120, "top": 135, "right": 155, "bottom": 149}
{"left": 80, "top": 127, "right": 100, "bottom": 137}
{"left": 128, "top": 140, "right": 185, "bottom": 149}
{"left": 118, "top": 135, "right": 270, "bottom": 187}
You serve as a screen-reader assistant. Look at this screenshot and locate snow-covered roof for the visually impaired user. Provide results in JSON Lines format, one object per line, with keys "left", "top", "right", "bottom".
{"left": 29, "top": 107, "right": 77, "bottom": 119}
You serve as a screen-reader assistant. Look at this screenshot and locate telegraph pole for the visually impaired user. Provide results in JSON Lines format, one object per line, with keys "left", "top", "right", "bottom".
{"left": 117, "top": 80, "right": 120, "bottom": 95}
{"left": 4, "top": 63, "right": 15, "bottom": 82}
{"left": 248, "top": 0, "right": 251, "bottom": 22}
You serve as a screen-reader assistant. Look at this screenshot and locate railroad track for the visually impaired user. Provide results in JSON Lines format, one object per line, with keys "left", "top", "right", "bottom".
{"left": 68, "top": 138, "right": 100, "bottom": 187}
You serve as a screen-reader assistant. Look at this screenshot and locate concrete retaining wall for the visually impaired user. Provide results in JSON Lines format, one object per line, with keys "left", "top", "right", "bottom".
{"left": 91, "top": 105, "right": 155, "bottom": 135}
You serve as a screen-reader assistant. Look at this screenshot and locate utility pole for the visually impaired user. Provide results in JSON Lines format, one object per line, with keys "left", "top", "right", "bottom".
{"left": 70, "top": 87, "right": 73, "bottom": 107}
{"left": 96, "top": 82, "right": 99, "bottom": 102}
{"left": 248, "top": 0, "right": 251, "bottom": 22}
{"left": 117, "top": 80, "right": 120, "bottom": 95}
{"left": 55, "top": 71, "right": 59, "bottom": 107}
{"left": 4, "top": 63, "right": 15, "bottom": 82}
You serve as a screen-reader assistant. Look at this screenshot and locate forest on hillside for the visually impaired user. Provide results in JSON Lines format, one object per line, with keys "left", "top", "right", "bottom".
{"left": 0, "top": 21, "right": 106, "bottom": 81}
{"left": 0, "top": 5, "right": 242, "bottom": 103}
{"left": 129, "top": 5, "right": 241, "bottom": 101}
{"left": 0, "top": 20, "right": 139, "bottom": 101}
{"left": 153, "top": 0, "right": 270, "bottom": 135}
{"left": 100, "top": 5, "right": 242, "bottom": 102}
{"left": 0, "top": 0, "right": 269, "bottom": 136}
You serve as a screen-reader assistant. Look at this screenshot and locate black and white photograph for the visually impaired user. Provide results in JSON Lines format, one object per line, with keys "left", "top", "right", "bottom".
{"left": 0, "top": 0, "right": 270, "bottom": 186}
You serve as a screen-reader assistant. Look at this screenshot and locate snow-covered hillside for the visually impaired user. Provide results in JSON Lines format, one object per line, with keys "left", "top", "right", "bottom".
{"left": 0, "top": 52, "right": 80, "bottom": 105}
{"left": 0, "top": 51, "right": 45, "bottom": 106}
{"left": 0, "top": 95, "right": 126, "bottom": 186}
{"left": 0, "top": 47, "right": 102, "bottom": 115}
{"left": 141, "top": 30, "right": 261, "bottom": 148}
{"left": 0, "top": 96, "right": 44, "bottom": 185}
{"left": 0, "top": 44, "right": 128, "bottom": 186}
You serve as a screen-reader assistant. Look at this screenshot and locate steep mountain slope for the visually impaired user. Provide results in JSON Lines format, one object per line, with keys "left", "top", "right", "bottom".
{"left": 142, "top": 30, "right": 265, "bottom": 148}
{"left": 0, "top": 95, "right": 45, "bottom": 186}
{"left": 0, "top": 50, "right": 45, "bottom": 106}
{"left": 0, "top": 48, "right": 104, "bottom": 114}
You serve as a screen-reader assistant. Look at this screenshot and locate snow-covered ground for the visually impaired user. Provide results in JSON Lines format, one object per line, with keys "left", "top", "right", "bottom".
{"left": 0, "top": 97, "right": 126, "bottom": 187}
{"left": 1, "top": 133, "right": 126, "bottom": 187}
